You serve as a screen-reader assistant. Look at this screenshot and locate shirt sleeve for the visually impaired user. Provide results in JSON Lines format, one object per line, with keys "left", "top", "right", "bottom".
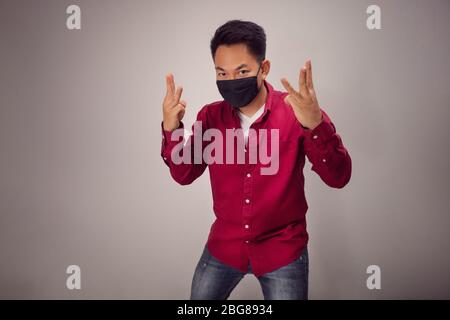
{"left": 160, "top": 106, "right": 209, "bottom": 185}
{"left": 302, "top": 108, "right": 352, "bottom": 188}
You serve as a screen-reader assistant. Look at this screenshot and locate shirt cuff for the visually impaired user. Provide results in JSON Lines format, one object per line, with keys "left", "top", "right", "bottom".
{"left": 303, "top": 112, "right": 336, "bottom": 147}
{"left": 161, "top": 121, "right": 185, "bottom": 164}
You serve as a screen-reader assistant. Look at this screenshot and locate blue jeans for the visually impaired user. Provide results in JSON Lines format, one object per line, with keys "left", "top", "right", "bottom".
{"left": 190, "top": 245, "right": 308, "bottom": 300}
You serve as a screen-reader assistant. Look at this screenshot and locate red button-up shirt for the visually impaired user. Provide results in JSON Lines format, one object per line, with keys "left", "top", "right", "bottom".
{"left": 160, "top": 80, "right": 352, "bottom": 277}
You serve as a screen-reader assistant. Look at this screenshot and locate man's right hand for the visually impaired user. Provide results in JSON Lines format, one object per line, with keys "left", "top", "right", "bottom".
{"left": 162, "top": 73, "right": 186, "bottom": 132}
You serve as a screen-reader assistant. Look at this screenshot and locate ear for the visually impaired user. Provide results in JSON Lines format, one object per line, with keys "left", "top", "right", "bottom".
{"left": 261, "top": 59, "right": 271, "bottom": 80}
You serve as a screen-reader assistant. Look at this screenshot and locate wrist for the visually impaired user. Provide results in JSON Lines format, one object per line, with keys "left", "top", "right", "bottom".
{"left": 163, "top": 120, "right": 179, "bottom": 132}
{"left": 306, "top": 111, "right": 323, "bottom": 130}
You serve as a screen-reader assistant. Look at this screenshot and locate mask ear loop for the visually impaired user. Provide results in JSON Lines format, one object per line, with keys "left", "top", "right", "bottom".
{"left": 256, "top": 62, "right": 263, "bottom": 91}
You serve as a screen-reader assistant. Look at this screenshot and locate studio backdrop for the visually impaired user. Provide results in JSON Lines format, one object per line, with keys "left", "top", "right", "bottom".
{"left": 0, "top": 0, "right": 449, "bottom": 299}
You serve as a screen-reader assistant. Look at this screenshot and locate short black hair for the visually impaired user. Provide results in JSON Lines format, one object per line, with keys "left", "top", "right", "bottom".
{"left": 210, "top": 19, "right": 266, "bottom": 63}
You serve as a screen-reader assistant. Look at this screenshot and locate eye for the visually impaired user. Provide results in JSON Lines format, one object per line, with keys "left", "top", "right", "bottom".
{"left": 218, "top": 72, "right": 226, "bottom": 77}
{"left": 239, "top": 70, "right": 249, "bottom": 75}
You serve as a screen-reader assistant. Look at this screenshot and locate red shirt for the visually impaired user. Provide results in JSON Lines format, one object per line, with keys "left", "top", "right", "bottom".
{"left": 160, "top": 80, "right": 352, "bottom": 277}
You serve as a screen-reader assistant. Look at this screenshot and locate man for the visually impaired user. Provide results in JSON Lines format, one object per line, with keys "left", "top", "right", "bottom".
{"left": 160, "top": 19, "right": 351, "bottom": 300}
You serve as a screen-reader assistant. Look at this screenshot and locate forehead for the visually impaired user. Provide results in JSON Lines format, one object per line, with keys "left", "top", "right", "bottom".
{"left": 214, "top": 43, "right": 258, "bottom": 69}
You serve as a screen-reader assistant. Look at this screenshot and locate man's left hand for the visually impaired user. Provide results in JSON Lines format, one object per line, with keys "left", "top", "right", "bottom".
{"left": 281, "top": 59, "right": 323, "bottom": 130}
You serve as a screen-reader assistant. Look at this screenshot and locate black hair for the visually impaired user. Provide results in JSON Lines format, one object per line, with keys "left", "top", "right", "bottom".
{"left": 210, "top": 19, "right": 266, "bottom": 63}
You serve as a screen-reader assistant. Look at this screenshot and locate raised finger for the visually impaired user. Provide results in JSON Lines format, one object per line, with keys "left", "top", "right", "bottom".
{"left": 306, "top": 60, "right": 314, "bottom": 90}
{"left": 174, "top": 85, "right": 183, "bottom": 103}
{"left": 299, "top": 66, "right": 308, "bottom": 98}
{"left": 165, "top": 73, "right": 175, "bottom": 95}
{"left": 280, "top": 78, "right": 298, "bottom": 97}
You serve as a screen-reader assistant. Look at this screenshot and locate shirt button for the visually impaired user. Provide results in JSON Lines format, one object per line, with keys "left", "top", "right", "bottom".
{"left": 322, "top": 158, "right": 327, "bottom": 163}
{"left": 244, "top": 224, "right": 249, "bottom": 229}
{"left": 245, "top": 240, "right": 249, "bottom": 243}
{"left": 245, "top": 199, "right": 250, "bottom": 204}
{"left": 313, "top": 135, "right": 318, "bottom": 139}
{"left": 163, "top": 157, "right": 167, "bottom": 161}
{"left": 246, "top": 173, "right": 251, "bottom": 178}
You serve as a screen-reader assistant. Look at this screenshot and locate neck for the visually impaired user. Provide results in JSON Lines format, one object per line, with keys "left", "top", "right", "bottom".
{"left": 238, "top": 81, "right": 267, "bottom": 117}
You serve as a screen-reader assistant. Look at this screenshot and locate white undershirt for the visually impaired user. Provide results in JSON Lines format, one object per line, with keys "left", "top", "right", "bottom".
{"left": 180, "top": 104, "right": 265, "bottom": 147}
{"left": 237, "top": 104, "right": 265, "bottom": 145}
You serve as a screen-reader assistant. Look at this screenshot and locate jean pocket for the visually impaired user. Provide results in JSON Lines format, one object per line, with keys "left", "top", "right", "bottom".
{"left": 296, "top": 247, "right": 308, "bottom": 264}
{"left": 199, "top": 245, "right": 211, "bottom": 262}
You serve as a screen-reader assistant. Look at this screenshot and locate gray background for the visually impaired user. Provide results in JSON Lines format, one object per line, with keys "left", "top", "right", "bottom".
{"left": 1, "top": 0, "right": 449, "bottom": 299}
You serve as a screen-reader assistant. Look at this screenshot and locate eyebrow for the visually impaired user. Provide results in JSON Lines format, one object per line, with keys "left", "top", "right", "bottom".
{"left": 215, "top": 64, "right": 249, "bottom": 71}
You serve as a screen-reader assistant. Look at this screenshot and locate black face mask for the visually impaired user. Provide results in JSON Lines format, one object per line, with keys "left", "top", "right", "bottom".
{"left": 216, "top": 63, "right": 263, "bottom": 109}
